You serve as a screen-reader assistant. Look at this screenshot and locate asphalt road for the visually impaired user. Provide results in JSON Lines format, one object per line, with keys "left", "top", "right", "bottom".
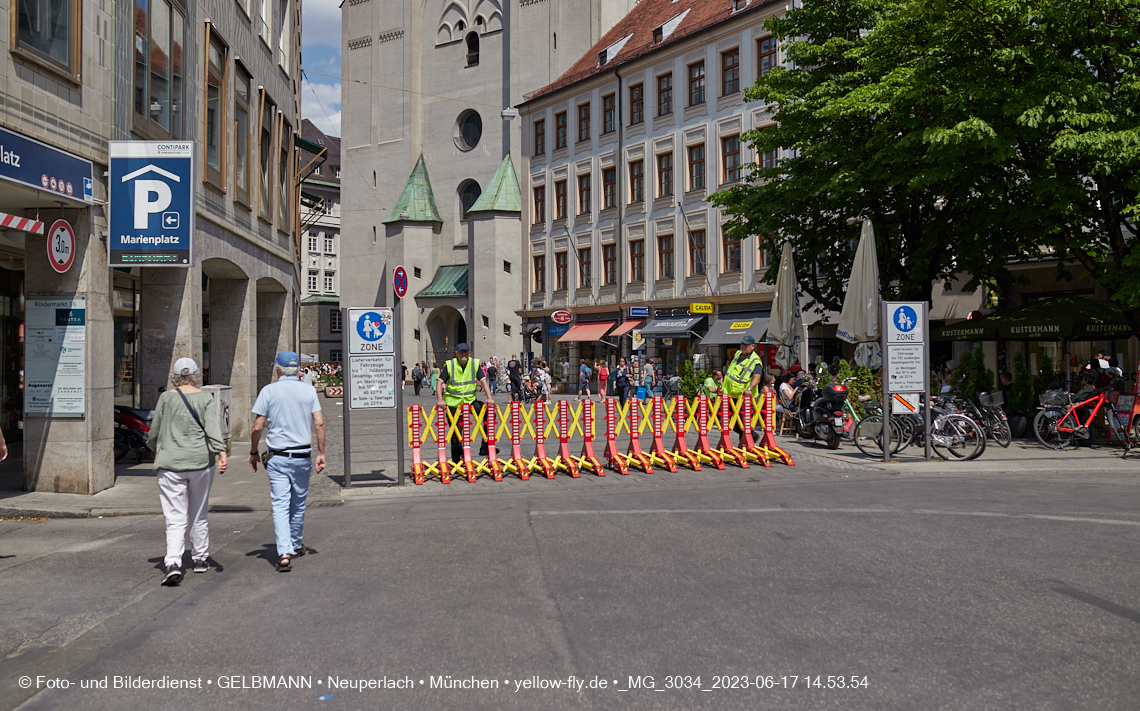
{"left": 2, "top": 463, "right": 1139, "bottom": 711}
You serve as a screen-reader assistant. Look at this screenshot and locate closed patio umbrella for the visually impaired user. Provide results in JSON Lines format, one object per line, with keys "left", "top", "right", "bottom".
{"left": 837, "top": 219, "right": 882, "bottom": 367}
{"left": 767, "top": 242, "right": 804, "bottom": 368}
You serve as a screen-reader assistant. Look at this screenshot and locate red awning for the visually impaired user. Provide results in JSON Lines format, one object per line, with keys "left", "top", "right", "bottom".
{"left": 557, "top": 321, "right": 617, "bottom": 342}
{"left": 609, "top": 320, "right": 642, "bottom": 337}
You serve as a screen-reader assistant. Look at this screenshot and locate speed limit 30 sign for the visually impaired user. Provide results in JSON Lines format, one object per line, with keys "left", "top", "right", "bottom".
{"left": 47, "top": 219, "right": 75, "bottom": 274}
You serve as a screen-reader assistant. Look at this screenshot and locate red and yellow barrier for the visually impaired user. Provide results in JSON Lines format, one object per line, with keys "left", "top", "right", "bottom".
{"left": 406, "top": 392, "right": 793, "bottom": 484}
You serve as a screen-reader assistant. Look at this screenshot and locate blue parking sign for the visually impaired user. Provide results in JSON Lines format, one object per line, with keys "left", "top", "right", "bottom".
{"left": 108, "top": 142, "right": 195, "bottom": 266}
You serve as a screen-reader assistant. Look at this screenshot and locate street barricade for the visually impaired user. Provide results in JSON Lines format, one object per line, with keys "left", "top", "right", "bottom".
{"left": 408, "top": 393, "right": 794, "bottom": 485}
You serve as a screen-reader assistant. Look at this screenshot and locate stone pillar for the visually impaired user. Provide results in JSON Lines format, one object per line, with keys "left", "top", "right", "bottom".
{"left": 211, "top": 277, "right": 255, "bottom": 441}
{"left": 257, "top": 288, "right": 290, "bottom": 389}
{"left": 24, "top": 203, "right": 114, "bottom": 494}
{"left": 139, "top": 264, "right": 202, "bottom": 409}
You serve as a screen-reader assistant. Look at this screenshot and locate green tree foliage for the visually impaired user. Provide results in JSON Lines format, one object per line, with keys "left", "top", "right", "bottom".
{"left": 714, "top": 0, "right": 1140, "bottom": 333}
{"left": 952, "top": 347, "right": 995, "bottom": 398}
{"left": 1007, "top": 351, "right": 1035, "bottom": 417}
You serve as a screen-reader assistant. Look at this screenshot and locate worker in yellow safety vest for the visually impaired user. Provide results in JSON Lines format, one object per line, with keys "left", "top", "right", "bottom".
{"left": 724, "top": 335, "right": 765, "bottom": 433}
{"left": 436, "top": 342, "right": 495, "bottom": 462}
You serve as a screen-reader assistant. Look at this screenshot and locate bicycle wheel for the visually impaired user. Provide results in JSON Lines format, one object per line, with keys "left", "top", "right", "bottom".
{"left": 931, "top": 414, "right": 985, "bottom": 460}
{"left": 852, "top": 415, "right": 902, "bottom": 457}
{"left": 891, "top": 414, "right": 917, "bottom": 453}
{"left": 1107, "top": 408, "right": 1131, "bottom": 453}
{"left": 988, "top": 411, "right": 1012, "bottom": 448}
{"left": 1033, "top": 408, "right": 1073, "bottom": 450}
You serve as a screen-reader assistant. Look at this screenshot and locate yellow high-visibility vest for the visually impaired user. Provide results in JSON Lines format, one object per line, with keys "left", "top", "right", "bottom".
{"left": 444, "top": 357, "right": 481, "bottom": 407}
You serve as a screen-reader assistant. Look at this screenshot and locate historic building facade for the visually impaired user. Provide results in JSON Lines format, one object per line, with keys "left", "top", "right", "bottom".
{"left": 298, "top": 120, "right": 343, "bottom": 363}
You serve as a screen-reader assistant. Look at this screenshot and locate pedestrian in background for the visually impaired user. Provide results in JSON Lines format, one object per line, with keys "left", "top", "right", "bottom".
{"left": 401, "top": 361, "right": 407, "bottom": 390}
{"left": 578, "top": 359, "right": 592, "bottom": 400}
{"left": 149, "top": 357, "right": 227, "bottom": 585}
{"left": 598, "top": 360, "right": 609, "bottom": 399}
{"left": 430, "top": 362, "right": 440, "bottom": 394}
{"left": 412, "top": 362, "right": 423, "bottom": 396}
{"left": 249, "top": 351, "right": 326, "bottom": 572}
{"left": 613, "top": 357, "right": 630, "bottom": 409}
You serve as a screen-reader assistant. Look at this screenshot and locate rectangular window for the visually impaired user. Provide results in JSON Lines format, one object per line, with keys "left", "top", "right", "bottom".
{"left": 689, "top": 230, "right": 707, "bottom": 276}
{"left": 630, "top": 240, "right": 645, "bottom": 282}
{"left": 504, "top": 260, "right": 511, "bottom": 273}
{"left": 629, "top": 160, "right": 644, "bottom": 203}
{"left": 757, "top": 36, "right": 778, "bottom": 76}
{"left": 722, "top": 48, "right": 740, "bottom": 95}
{"left": 258, "top": 92, "right": 276, "bottom": 221}
{"left": 324, "top": 272, "right": 335, "bottom": 292}
{"left": 307, "top": 270, "right": 318, "bottom": 292}
{"left": 657, "top": 153, "right": 673, "bottom": 197}
{"left": 555, "top": 180, "right": 568, "bottom": 219}
{"left": 534, "top": 119, "right": 546, "bottom": 155}
{"left": 503, "top": 324, "right": 511, "bottom": 336}
{"left": 630, "top": 84, "right": 644, "bottom": 125}
{"left": 578, "top": 103, "right": 591, "bottom": 142}
{"left": 759, "top": 239, "right": 772, "bottom": 268}
{"left": 723, "top": 229, "right": 742, "bottom": 272}
{"left": 131, "top": 0, "right": 186, "bottom": 139}
{"left": 277, "top": 0, "right": 291, "bottom": 73}
{"left": 758, "top": 128, "right": 779, "bottom": 170}
{"left": 259, "top": 0, "right": 272, "bottom": 45}
{"left": 689, "top": 62, "right": 706, "bottom": 106}
{"left": 578, "top": 248, "right": 592, "bottom": 288}
{"left": 555, "top": 252, "right": 568, "bottom": 291}
{"left": 325, "top": 236, "right": 335, "bottom": 253}
{"left": 602, "top": 94, "right": 616, "bottom": 133}
{"left": 657, "top": 73, "right": 673, "bottom": 116}
{"left": 16, "top": 0, "right": 81, "bottom": 77}
{"left": 330, "top": 350, "right": 342, "bottom": 363}
{"left": 533, "top": 186, "right": 546, "bottom": 223}
{"left": 723, "top": 135, "right": 741, "bottom": 183}
{"left": 278, "top": 118, "right": 292, "bottom": 229}
{"left": 578, "top": 174, "right": 591, "bottom": 214}
{"left": 659, "top": 235, "right": 674, "bottom": 279}
{"left": 688, "top": 144, "right": 706, "bottom": 190}
{"left": 534, "top": 255, "right": 546, "bottom": 292}
{"left": 234, "top": 66, "right": 252, "bottom": 205}
{"left": 330, "top": 309, "right": 342, "bottom": 332}
{"left": 555, "top": 112, "right": 568, "bottom": 149}
{"left": 308, "top": 234, "right": 318, "bottom": 252}
{"left": 205, "top": 32, "right": 227, "bottom": 188}
{"left": 603, "top": 168, "right": 616, "bottom": 209}
{"left": 603, "top": 244, "right": 617, "bottom": 285}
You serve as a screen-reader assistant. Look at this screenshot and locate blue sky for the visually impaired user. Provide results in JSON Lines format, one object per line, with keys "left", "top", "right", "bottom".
{"left": 301, "top": 0, "right": 342, "bottom": 136}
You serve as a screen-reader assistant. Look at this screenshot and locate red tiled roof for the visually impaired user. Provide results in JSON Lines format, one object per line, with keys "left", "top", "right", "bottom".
{"left": 524, "top": 0, "right": 778, "bottom": 103}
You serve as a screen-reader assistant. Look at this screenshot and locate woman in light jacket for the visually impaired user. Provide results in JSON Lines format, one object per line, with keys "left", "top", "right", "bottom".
{"left": 147, "top": 358, "right": 227, "bottom": 586}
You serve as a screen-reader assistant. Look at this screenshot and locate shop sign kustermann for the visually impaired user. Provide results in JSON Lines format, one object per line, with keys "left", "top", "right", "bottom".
{"left": 108, "top": 142, "right": 195, "bottom": 267}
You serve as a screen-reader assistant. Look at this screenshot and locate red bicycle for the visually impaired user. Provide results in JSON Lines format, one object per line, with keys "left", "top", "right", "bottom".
{"left": 1033, "top": 386, "right": 1132, "bottom": 452}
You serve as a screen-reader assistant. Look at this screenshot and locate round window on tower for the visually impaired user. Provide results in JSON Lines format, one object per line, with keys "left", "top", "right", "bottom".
{"left": 454, "top": 109, "right": 483, "bottom": 152}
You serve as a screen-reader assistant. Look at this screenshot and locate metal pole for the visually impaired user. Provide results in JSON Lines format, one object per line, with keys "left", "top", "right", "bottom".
{"left": 394, "top": 296, "right": 406, "bottom": 486}
{"left": 342, "top": 307, "right": 352, "bottom": 488}
{"left": 881, "top": 301, "right": 889, "bottom": 464}
{"left": 923, "top": 301, "right": 931, "bottom": 461}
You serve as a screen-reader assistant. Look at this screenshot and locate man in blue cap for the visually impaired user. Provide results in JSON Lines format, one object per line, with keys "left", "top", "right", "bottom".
{"left": 437, "top": 342, "right": 495, "bottom": 463}
{"left": 249, "top": 350, "right": 326, "bottom": 572}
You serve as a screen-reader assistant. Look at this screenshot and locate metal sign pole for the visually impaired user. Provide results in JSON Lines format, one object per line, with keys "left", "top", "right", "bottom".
{"left": 881, "top": 301, "right": 890, "bottom": 464}
{"left": 342, "top": 307, "right": 352, "bottom": 488}
{"left": 394, "top": 295, "right": 406, "bottom": 486}
{"left": 923, "top": 301, "right": 931, "bottom": 461}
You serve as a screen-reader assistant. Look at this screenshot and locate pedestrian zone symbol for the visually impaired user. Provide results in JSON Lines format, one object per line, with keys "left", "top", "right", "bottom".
{"left": 356, "top": 311, "right": 389, "bottom": 342}
{"left": 894, "top": 306, "right": 917, "bottom": 332}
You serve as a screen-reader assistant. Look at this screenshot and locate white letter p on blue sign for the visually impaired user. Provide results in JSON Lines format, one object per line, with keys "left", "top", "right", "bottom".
{"left": 133, "top": 179, "right": 172, "bottom": 229}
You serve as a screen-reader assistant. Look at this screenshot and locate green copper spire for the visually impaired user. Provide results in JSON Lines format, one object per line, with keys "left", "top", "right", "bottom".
{"left": 384, "top": 154, "right": 442, "bottom": 223}
{"left": 467, "top": 154, "right": 522, "bottom": 213}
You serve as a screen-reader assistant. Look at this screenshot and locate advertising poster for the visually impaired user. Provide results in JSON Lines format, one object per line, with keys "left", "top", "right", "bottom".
{"left": 25, "top": 297, "right": 86, "bottom": 416}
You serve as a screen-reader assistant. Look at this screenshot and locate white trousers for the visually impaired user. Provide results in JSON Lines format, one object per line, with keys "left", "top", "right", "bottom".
{"left": 156, "top": 466, "right": 216, "bottom": 569}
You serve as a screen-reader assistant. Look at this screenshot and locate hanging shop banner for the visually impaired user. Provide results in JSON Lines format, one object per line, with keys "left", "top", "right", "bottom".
{"left": 0, "top": 127, "right": 93, "bottom": 203}
{"left": 25, "top": 297, "right": 86, "bottom": 416}
{"left": 108, "top": 141, "right": 195, "bottom": 266}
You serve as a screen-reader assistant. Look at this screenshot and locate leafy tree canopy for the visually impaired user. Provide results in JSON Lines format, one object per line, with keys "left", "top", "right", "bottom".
{"left": 713, "top": 0, "right": 1140, "bottom": 332}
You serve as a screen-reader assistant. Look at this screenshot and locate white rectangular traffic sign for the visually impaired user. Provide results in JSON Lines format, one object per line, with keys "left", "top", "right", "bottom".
{"left": 886, "top": 302, "right": 926, "bottom": 344}
{"left": 887, "top": 343, "right": 926, "bottom": 392}
{"left": 891, "top": 392, "right": 920, "bottom": 414}
{"left": 347, "top": 308, "right": 394, "bottom": 355}
{"left": 349, "top": 354, "right": 396, "bottom": 409}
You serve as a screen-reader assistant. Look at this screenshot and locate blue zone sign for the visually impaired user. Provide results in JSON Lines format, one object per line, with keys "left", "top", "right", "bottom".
{"left": 108, "top": 142, "right": 194, "bottom": 266}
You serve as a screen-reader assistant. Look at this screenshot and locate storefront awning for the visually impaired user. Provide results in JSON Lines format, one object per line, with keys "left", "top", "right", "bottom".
{"left": 700, "top": 313, "right": 770, "bottom": 346}
{"left": 609, "top": 320, "right": 641, "bottom": 337}
{"left": 558, "top": 321, "right": 617, "bottom": 342}
{"left": 639, "top": 315, "right": 705, "bottom": 338}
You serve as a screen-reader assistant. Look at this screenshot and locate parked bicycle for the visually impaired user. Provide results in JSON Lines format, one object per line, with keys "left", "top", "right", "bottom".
{"left": 1033, "top": 380, "right": 1133, "bottom": 452}
{"left": 958, "top": 391, "right": 1012, "bottom": 448}
{"left": 853, "top": 394, "right": 985, "bottom": 460}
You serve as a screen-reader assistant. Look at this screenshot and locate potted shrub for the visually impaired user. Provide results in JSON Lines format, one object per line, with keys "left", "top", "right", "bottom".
{"left": 1005, "top": 352, "right": 1034, "bottom": 438}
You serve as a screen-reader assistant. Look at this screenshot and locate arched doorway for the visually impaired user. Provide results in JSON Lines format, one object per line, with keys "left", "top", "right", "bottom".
{"left": 424, "top": 305, "right": 466, "bottom": 366}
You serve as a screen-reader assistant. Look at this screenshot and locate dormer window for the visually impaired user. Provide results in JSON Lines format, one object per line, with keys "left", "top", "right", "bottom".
{"left": 652, "top": 27, "right": 663, "bottom": 44}
{"left": 598, "top": 50, "right": 608, "bottom": 66}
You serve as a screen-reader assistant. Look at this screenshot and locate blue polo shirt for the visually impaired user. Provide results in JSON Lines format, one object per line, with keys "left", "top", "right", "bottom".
{"left": 252, "top": 376, "right": 322, "bottom": 450}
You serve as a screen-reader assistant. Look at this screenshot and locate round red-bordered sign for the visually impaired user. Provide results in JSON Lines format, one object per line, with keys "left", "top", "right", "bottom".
{"left": 47, "top": 219, "right": 76, "bottom": 274}
{"left": 552, "top": 310, "right": 573, "bottom": 324}
{"left": 394, "top": 265, "right": 408, "bottom": 298}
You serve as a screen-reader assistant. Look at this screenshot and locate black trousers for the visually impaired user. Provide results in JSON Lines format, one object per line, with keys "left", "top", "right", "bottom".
{"left": 510, "top": 377, "right": 522, "bottom": 401}
{"left": 448, "top": 402, "right": 487, "bottom": 463}
{"left": 413, "top": 378, "right": 422, "bottom": 396}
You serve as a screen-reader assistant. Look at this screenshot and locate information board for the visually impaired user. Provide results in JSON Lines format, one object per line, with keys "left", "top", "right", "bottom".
{"left": 108, "top": 142, "right": 195, "bottom": 266}
{"left": 350, "top": 355, "right": 396, "bottom": 409}
{"left": 884, "top": 302, "right": 928, "bottom": 394}
{"left": 348, "top": 308, "right": 394, "bottom": 355}
{"left": 25, "top": 297, "right": 86, "bottom": 416}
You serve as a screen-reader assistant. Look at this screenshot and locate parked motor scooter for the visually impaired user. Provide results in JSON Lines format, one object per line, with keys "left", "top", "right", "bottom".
{"left": 114, "top": 406, "right": 153, "bottom": 462}
{"left": 794, "top": 367, "right": 850, "bottom": 450}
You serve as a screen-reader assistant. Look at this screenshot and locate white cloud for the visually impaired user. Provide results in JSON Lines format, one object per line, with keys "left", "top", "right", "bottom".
{"left": 302, "top": 0, "right": 342, "bottom": 48}
{"left": 302, "top": 79, "right": 341, "bottom": 137}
